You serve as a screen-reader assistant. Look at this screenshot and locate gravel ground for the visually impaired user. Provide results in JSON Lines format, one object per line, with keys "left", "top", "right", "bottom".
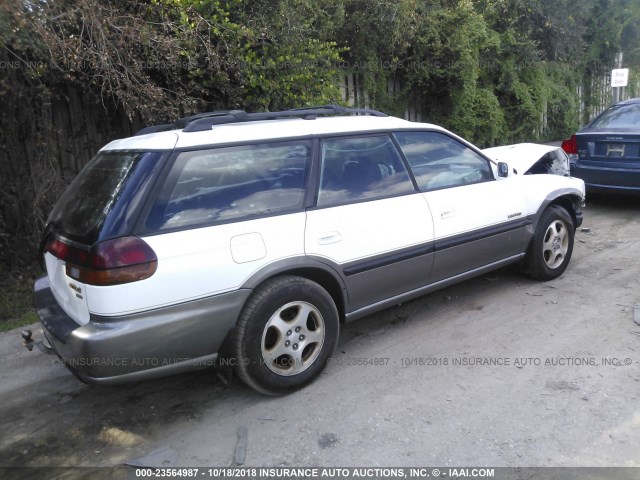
{"left": 0, "top": 194, "right": 639, "bottom": 476}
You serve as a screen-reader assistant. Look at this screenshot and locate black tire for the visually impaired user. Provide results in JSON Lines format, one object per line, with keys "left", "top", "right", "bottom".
{"left": 232, "top": 275, "right": 339, "bottom": 395}
{"left": 525, "top": 205, "right": 575, "bottom": 281}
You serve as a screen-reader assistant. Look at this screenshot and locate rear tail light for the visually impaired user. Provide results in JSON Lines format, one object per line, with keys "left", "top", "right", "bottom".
{"left": 45, "top": 237, "right": 88, "bottom": 265}
{"left": 45, "top": 236, "right": 157, "bottom": 286}
{"left": 561, "top": 135, "right": 578, "bottom": 155}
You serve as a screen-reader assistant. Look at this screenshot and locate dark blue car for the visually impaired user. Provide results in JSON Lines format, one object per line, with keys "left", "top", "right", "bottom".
{"left": 562, "top": 98, "right": 640, "bottom": 194}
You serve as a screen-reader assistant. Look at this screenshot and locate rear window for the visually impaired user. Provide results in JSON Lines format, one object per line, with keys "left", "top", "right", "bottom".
{"left": 589, "top": 103, "right": 640, "bottom": 130}
{"left": 47, "top": 151, "right": 163, "bottom": 245}
{"left": 145, "top": 140, "right": 312, "bottom": 231}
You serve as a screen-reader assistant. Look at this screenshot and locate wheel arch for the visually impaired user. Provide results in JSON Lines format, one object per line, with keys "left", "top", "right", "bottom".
{"left": 524, "top": 191, "right": 583, "bottom": 255}
{"left": 532, "top": 190, "right": 584, "bottom": 231}
{"left": 240, "top": 258, "right": 348, "bottom": 322}
{"left": 547, "top": 193, "right": 584, "bottom": 230}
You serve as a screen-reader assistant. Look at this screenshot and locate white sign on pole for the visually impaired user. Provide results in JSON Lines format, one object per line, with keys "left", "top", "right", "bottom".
{"left": 611, "top": 68, "right": 629, "bottom": 87}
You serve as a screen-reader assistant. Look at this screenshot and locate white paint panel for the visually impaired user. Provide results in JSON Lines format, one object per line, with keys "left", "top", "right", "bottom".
{"left": 424, "top": 180, "right": 525, "bottom": 240}
{"left": 517, "top": 174, "right": 585, "bottom": 211}
{"left": 425, "top": 174, "right": 584, "bottom": 242}
{"left": 85, "top": 213, "right": 306, "bottom": 316}
{"left": 44, "top": 252, "right": 90, "bottom": 325}
{"left": 305, "top": 194, "right": 433, "bottom": 264}
{"left": 101, "top": 132, "right": 178, "bottom": 151}
{"left": 231, "top": 233, "right": 267, "bottom": 263}
{"left": 100, "top": 117, "right": 448, "bottom": 152}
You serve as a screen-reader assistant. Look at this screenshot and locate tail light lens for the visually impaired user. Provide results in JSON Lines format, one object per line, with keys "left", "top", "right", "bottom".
{"left": 561, "top": 135, "right": 578, "bottom": 155}
{"left": 45, "top": 236, "right": 157, "bottom": 286}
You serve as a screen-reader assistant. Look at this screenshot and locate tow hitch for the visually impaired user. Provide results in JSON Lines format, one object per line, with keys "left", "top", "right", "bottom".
{"left": 21, "top": 329, "right": 56, "bottom": 355}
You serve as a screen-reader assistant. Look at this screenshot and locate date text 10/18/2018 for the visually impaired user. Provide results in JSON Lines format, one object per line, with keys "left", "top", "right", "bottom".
{"left": 135, "top": 467, "right": 496, "bottom": 478}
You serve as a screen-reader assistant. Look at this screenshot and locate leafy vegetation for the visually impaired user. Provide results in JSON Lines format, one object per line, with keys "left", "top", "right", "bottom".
{"left": 1, "top": 0, "right": 640, "bottom": 325}
{"left": 0, "top": 264, "right": 41, "bottom": 327}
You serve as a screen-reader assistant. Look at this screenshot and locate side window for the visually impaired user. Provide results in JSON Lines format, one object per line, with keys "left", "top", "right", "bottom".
{"left": 317, "top": 135, "right": 415, "bottom": 207}
{"left": 394, "top": 131, "right": 494, "bottom": 191}
{"left": 146, "top": 140, "right": 311, "bottom": 231}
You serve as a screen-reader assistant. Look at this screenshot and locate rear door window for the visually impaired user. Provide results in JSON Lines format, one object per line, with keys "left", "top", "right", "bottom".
{"left": 146, "top": 140, "right": 312, "bottom": 231}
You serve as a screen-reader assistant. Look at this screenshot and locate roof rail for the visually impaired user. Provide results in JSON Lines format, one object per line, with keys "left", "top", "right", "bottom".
{"left": 183, "top": 105, "right": 388, "bottom": 132}
{"left": 134, "top": 110, "right": 243, "bottom": 136}
{"left": 134, "top": 105, "right": 388, "bottom": 135}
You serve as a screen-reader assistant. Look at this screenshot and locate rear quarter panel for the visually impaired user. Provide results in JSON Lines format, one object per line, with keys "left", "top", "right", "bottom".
{"left": 85, "top": 213, "right": 306, "bottom": 316}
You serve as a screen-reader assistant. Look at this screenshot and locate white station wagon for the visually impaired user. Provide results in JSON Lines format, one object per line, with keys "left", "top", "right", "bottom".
{"left": 31, "top": 106, "right": 585, "bottom": 394}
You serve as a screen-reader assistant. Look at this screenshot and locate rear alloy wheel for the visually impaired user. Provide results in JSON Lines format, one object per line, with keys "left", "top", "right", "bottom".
{"left": 526, "top": 205, "right": 575, "bottom": 281}
{"left": 261, "top": 301, "right": 325, "bottom": 376}
{"left": 232, "top": 276, "right": 339, "bottom": 395}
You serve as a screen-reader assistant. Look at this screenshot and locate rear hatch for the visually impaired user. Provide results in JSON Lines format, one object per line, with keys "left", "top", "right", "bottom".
{"left": 575, "top": 131, "right": 640, "bottom": 188}
{"left": 576, "top": 132, "right": 640, "bottom": 164}
{"left": 577, "top": 100, "right": 640, "bottom": 165}
{"left": 42, "top": 151, "right": 165, "bottom": 324}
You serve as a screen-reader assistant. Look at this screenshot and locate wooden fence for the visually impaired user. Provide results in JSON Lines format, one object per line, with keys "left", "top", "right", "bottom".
{"left": 341, "top": 66, "right": 640, "bottom": 140}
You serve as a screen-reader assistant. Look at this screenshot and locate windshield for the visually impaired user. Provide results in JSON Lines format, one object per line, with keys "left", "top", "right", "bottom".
{"left": 589, "top": 103, "right": 640, "bottom": 130}
{"left": 47, "top": 151, "right": 164, "bottom": 245}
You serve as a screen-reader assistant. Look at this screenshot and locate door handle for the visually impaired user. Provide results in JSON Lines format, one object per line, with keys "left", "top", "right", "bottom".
{"left": 440, "top": 208, "right": 457, "bottom": 219}
{"left": 318, "top": 231, "right": 343, "bottom": 245}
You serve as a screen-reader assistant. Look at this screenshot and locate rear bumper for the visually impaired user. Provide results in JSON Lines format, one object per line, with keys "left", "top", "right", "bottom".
{"left": 33, "top": 275, "right": 250, "bottom": 384}
{"left": 571, "top": 163, "right": 640, "bottom": 194}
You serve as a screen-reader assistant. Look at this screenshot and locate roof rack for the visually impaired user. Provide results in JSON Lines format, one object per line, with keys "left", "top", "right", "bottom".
{"left": 134, "top": 105, "right": 388, "bottom": 136}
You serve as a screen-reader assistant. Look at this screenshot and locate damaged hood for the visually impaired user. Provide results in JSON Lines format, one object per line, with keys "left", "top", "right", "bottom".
{"left": 482, "top": 143, "right": 570, "bottom": 176}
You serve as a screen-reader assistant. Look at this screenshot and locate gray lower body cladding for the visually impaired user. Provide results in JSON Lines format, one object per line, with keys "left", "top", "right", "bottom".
{"left": 32, "top": 210, "right": 574, "bottom": 384}
{"left": 341, "top": 218, "right": 532, "bottom": 315}
{"left": 33, "top": 275, "right": 250, "bottom": 384}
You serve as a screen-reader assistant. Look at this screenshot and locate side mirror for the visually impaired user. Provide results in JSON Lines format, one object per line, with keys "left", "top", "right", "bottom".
{"left": 497, "top": 162, "right": 509, "bottom": 177}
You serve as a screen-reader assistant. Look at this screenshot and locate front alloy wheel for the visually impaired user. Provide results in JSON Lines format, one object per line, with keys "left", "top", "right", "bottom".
{"left": 526, "top": 205, "right": 575, "bottom": 281}
{"left": 542, "top": 219, "right": 570, "bottom": 269}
